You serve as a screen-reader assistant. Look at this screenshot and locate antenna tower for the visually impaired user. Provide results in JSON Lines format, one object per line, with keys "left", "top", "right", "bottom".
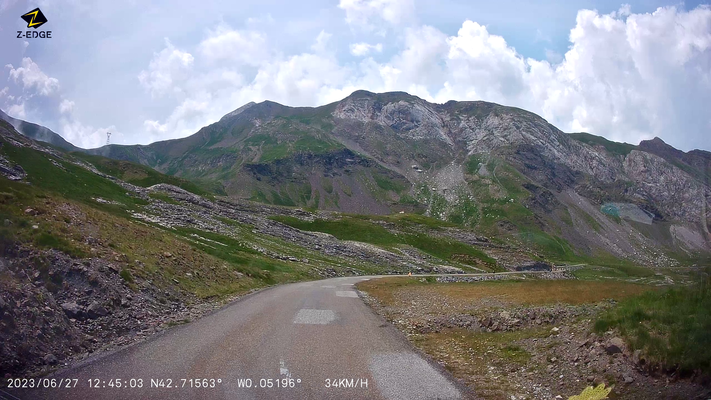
{"left": 106, "top": 132, "right": 111, "bottom": 145}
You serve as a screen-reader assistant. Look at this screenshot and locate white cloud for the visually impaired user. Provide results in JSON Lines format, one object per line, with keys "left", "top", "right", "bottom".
{"left": 544, "top": 49, "right": 563, "bottom": 64}
{"left": 138, "top": 29, "right": 354, "bottom": 141}
{"left": 338, "top": 0, "right": 415, "bottom": 32}
{"left": 7, "top": 102, "right": 26, "bottom": 119}
{"left": 389, "top": 26, "right": 448, "bottom": 91}
{"left": 312, "top": 31, "right": 333, "bottom": 53}
{"left": 143, "top": 96, "right": 212, "bottom": 142}
{"left": 60, "top": 118, "right": 117, "bottom": 149}
{"left": 138, "top": 39, "right": 194, "bottom": 98}
{"left": 531, "top": 5, "right": 711, "bottom": 146}
{"left": 59, "top": 99, "right": 75, "bottom": 114}
{"left": 54, "top": 98, "right": 116, "bottom": 148}
{"left": 246, "top": 14, "right": 275, "bottom": 27}
{"left": 198, "top": 26, "right": 269, "bottom": 66}
{"left": 349, "top": 42, "right": 383, "bottom": 56}
{"left": 435, "top": 20, "right": 529, "bottom": 105}
{"left": 6, "top": 58, "right": 60, "bottom": 96}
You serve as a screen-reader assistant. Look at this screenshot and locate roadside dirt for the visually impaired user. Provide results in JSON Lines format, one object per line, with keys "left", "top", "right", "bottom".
{"left": 357, "top": 277, "right": 711, "bottom": 400}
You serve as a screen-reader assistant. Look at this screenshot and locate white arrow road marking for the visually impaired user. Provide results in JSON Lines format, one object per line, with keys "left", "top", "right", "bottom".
{"left": 279, "top": 359, "right": 291, "bottom": 378}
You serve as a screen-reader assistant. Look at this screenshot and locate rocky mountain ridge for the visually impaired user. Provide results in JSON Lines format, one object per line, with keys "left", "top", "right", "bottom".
{"left": 2, "top": 91, "right": 709, "bottom": 264}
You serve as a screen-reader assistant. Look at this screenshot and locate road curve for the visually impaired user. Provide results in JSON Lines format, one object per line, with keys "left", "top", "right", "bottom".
{"left": 6, "top": 276, "right": 472, "bottom": 400}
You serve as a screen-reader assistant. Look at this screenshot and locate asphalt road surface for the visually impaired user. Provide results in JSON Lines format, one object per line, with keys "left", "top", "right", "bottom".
{"left": 4, "top": 276, "right": 473, "bottom": 400}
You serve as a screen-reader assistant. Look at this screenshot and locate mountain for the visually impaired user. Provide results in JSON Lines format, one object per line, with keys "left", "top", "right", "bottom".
{"left": 8, "top": 91, "right": 711, "bottom": 265}
{"left": 0, "top": 116, "right": 516, "bottom": 376}
{"left": 638, "top": 137, "right": 711, "bottom": 183}
{"left": 0, "top": 109, "right": 80, "bottom": 152}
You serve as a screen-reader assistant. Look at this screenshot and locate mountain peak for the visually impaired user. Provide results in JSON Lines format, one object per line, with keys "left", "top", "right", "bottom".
{"left": 219, "top": 102, "right": 257, "bottom": 122}
{"left": 639, "top": 136, "right": 678, "bottom": 153}
{"left": 648, "top": 137, "right": 668, "bottom": 145}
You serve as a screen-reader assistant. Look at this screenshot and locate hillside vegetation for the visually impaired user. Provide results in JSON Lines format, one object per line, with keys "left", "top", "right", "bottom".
{"left": 62, "top": 90, "right": 710, "bottom": 268}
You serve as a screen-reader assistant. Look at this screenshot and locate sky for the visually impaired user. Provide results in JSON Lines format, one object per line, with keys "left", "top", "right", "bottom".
{"left": 0, "top": 0, "right": 709, "bottom": 151}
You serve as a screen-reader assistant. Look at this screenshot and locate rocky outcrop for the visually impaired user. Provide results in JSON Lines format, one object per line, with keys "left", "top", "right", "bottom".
{"left": 623, "top": 150, "right": 710, "bottom": 224}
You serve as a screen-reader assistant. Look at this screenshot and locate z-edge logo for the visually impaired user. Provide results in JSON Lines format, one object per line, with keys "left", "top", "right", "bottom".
{"left": 21, "top": 8, "right": 48, "bottom": 29}
{"left": 17, "top": 7, "right": 51, "bottom": 38}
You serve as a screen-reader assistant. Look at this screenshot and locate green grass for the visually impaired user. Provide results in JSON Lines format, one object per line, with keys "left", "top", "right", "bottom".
{"left": 244, "top": 134, "right": 278, "bottom": 146}
{"left": 501, "top": 344, "right": 532, "bottom": 364}
{"left": 373, "top": 173, "right": 406, "bottom": 192}
{"left": 270, "top": 216, "right": 495, "bottom": 267}
{"left": 0, "top": 129, "right": 327, "bottom": 303}
{"left": 465, "top": 154, "right": 485, "bottom": 174}
{"left": 595, "top": 272, "right": 711, "bottom": 375}
{"left": 405, "top": 234, "right": 496, "bottom": 265}
{"left": 519, "top": 230, "right": 578, "bottom": 261}
{"left": 321, "top": 178, "right": 334, "bottom": 194}
{"left": 1, "top": 144, "right": 148, "bottom": 216}
{"left": 352, "top": 213, "right": 457, "bottom": 229}
{"left": 580, "top": 210, "right": 603, "bottom": 233}
{"left": 272, "top": 216, "right": 397, "bottom": 245}
{"left": 119, "top": 269, "right": 134, "bottom": 283}
{"left": 446, "top": 192, "right": 479, "bottom": 227}
{"left": 463, "top": 157, "right": 538, "bottom": 233}
{"left": 169, "top": 226, "right": 296, "bottom": 284}
{"left": 258, "top": 134, "right": 342, "bottom": 162}
{"left": 34, "top": 232, "right": 86, "bottom": 258}
{"left": 569, "top": 132, "right": 636, "bottom": 156}
{"left": 572, "top": 254, "right": 656, "bottom": 280}
{"left": 71, "top": 153, "right": 211, "bottom": 196}
{"left": 271, "top": 189, "right": 296, "bottom": 207}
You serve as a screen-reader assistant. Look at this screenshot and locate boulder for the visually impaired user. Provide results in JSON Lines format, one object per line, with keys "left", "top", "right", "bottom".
{"left": 60, "top": 302, "right": 84, "bottom": 319}
{"left": 604, "top": 337, "right": 625, "bottom": 355}
{"left": 86, "top": 302, "right": 109, "bottom": 319}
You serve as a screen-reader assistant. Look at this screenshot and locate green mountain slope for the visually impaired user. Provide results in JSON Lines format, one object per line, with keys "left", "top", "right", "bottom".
{"left": 5, "top": 89, "right": 710, "bottom": 266}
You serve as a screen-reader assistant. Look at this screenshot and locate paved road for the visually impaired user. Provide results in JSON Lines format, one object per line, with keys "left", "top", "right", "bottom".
{"left": 5, "top": 276, "right": 471, "bottom": 400}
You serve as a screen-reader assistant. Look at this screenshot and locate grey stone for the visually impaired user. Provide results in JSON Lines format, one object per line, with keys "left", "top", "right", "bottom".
{"left": 605, "top": 337, "right": 624, "bottom": 355}
{"left": 60, "top": 302, "right": 83, "bottom": 319}
{"left": 86, "top": 302, "right": 109, "bottom": 319}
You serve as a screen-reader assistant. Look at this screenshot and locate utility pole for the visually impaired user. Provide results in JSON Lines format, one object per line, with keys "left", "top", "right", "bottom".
{"left": 106, "top": 132, "right": 111, "bottom": 146}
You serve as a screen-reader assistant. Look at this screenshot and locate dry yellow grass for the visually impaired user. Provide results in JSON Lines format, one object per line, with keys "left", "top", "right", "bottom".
{"left": 357, "top": 277, "right": 654, "bottom": 307}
